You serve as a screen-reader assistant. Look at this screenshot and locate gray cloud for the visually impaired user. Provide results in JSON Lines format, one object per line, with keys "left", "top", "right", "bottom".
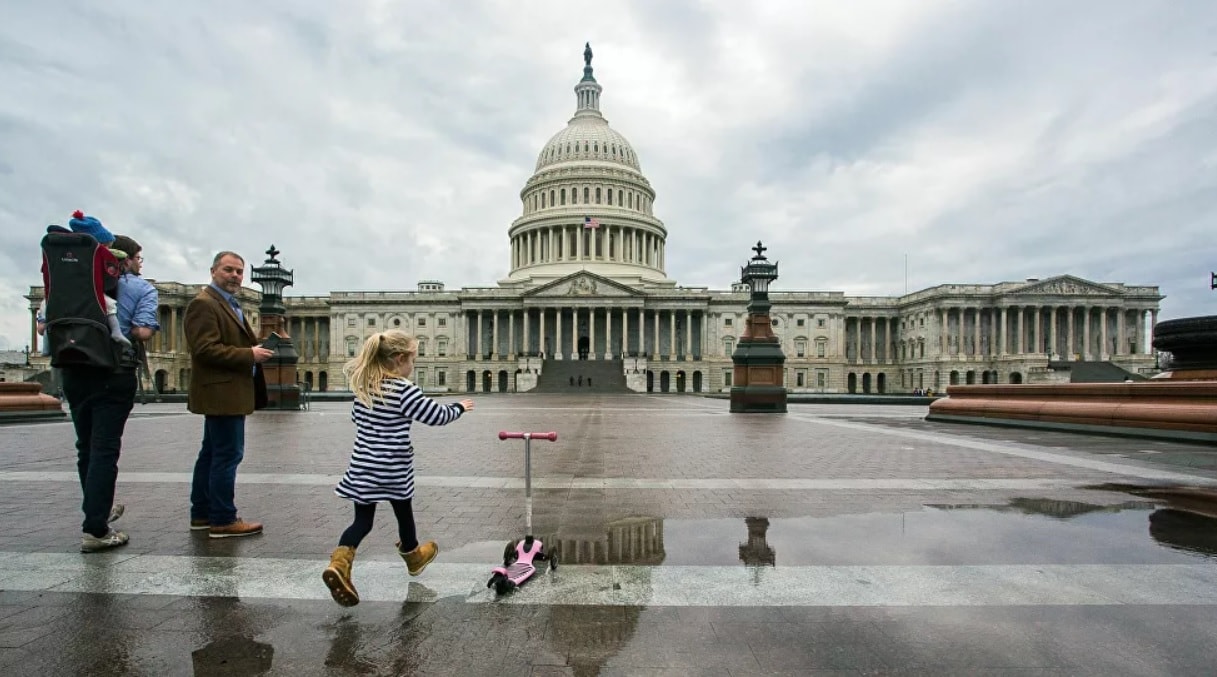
{"left": 1, "top": 0, "right": 1214, "bottom": 351}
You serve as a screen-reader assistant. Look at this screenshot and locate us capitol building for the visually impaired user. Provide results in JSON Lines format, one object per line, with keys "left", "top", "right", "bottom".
{"left": 25, "top": 45, "right": 1162, "bottom": 395}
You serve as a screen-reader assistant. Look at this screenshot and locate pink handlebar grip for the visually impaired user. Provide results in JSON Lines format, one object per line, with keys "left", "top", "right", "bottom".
{"left": 498, "top": 431, "right": 558, "bottom": 441}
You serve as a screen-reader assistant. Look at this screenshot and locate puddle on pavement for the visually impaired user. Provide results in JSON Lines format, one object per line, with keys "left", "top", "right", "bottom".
{"left": 522, "top": 493, "right": 1217, "bottom": 567}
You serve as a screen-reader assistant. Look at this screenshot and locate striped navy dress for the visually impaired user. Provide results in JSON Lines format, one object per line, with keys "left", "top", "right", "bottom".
{"left": 335, "top": 377, "right": 464, "bottom": 504}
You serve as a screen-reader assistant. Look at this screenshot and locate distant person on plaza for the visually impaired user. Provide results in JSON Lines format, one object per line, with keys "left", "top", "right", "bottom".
{"left": 184, "top": 251, "right": 272, "bottom": 539}
{"left": 48, "top": 219, "right": 159, "bottom": 552}
{"left": 323, "top": 330, "right": 474, "bottom": 607}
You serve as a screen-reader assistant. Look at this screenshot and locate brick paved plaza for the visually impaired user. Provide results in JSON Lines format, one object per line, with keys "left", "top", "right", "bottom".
{"left": 1, "top": 394, "right": 1216, "bottom": 675}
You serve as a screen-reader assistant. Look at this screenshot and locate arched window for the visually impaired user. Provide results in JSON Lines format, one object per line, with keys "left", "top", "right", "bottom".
{"left": 607, "top": 190, "right": 613, "bottom": 206}
{"left": 584, "top": 141, "right": 589, "bottom": 152}
{"left": 723, "top": 337, "right": 735, "bottom": 356}
{"left": 541, "top": 192, "right": 546, "bottom": 208}
{"left": 629, "top": 193, "right": 634, "bottom": 209}
{"left": 593, "top": 142, "right": 598, "bottom": 152}
{"left": 618, "top": 189, "right": 623, "bottom": 205}
{"left": 549, "top": 190, "right": 554, "bottom": 207}
{"left": 584, "top": 187, "right": 589, "bottom": 203}
{"left": 595, "top": 187, "right": 601, "bottom": 204}
{"left": 560, "top": 188, "right": 566, "bottom": 205}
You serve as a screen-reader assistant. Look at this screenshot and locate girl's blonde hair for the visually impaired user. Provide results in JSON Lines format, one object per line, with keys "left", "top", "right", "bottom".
{"left": 343, "top": 330, "right": 418, "bottom": 408}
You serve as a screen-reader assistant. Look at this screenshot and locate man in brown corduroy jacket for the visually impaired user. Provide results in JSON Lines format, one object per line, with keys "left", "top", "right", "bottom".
{"left": 184, "top": 251, "right": 272, "bottom": 539}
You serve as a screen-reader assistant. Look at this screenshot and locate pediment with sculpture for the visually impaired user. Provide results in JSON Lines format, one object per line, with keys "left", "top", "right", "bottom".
{"left": 1013, "top": 275, "right": 1119, "bottom": 297}
{"left": 525, "top": 272, "right": 641, "bottom": 299}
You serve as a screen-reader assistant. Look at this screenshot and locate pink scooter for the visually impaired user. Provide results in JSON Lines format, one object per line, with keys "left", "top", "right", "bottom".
{"left": 488, "top": 431, "right": 559, "bottom": 596}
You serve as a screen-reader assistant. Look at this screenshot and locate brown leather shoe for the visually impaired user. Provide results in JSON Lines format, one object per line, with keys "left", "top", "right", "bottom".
{"left": 208, "top": 518, "right": 263, "bottom": 539}
{"left": 190, "top": 519, "right": 210, "bottom": 531}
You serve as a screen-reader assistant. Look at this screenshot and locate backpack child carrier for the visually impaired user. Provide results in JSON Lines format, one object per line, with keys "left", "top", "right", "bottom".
{"left": 40, "top": 231, "right": 128, "bottom": 370}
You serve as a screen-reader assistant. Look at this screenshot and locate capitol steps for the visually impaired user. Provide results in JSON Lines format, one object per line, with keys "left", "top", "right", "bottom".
{"left": 533, "top": 359, "right": 630, "bottom": 393}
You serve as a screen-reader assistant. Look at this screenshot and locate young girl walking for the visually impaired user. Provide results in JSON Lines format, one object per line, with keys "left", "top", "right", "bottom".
{"left": 323, "top": 330, "right": 474, "bottom": 607}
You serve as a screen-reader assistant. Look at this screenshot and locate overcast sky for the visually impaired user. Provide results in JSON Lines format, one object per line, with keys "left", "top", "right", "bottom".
{"left": 2, "top": 0, "right": 1215, "bottom": 351}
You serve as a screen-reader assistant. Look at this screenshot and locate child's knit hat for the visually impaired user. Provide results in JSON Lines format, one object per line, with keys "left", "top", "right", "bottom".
{"left": 68, "top": 210, "right": 115, "bottom": 245}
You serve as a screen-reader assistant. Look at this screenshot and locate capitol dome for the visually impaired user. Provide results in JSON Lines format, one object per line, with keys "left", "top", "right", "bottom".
{"left": 501, "top": 44, "right": 671, "bottom": 290}
{"left": 534, "top": 108, "right": 641, "bottom": 173}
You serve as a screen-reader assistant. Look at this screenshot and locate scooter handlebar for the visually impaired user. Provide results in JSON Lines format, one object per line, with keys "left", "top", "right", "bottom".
{"left": 498, "top": 431, "right": 558, "bottom": 441}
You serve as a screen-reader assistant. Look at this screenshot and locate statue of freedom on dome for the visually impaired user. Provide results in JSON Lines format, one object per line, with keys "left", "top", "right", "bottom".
{"left": 584, "top": 42, "right": 593, "bottom": 67}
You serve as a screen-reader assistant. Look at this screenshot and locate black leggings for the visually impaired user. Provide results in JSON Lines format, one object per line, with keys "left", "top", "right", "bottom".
{"left": 338, "top": 500, "right": 418, "bottom": 551}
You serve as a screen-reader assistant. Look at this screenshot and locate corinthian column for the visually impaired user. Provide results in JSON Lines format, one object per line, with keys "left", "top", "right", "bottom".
{"left": 476, "top": 310, "right": 483, "bottom": 359}
{"left": 491, "top": 310, "right": 499, "bottom": 359}
{"left": 1082, "top": 307, "right": 1091, "bottom": 360}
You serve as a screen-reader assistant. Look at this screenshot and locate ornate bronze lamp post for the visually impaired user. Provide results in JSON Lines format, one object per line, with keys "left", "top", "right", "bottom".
{"left": 730, "top": 241, "right": 787, "bottom": 413}
{"left": 250, "top": 245, "right": 301, "bottom": 410}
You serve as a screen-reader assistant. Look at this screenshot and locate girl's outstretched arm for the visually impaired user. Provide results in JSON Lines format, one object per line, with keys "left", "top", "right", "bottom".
{"left": 399, "top": 383, "right": 466, "bottom": 425}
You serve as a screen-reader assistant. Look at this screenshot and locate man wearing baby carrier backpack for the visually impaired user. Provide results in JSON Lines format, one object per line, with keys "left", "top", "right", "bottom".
{"left": 42, "top": 215, "right": 159, "bottom": 553}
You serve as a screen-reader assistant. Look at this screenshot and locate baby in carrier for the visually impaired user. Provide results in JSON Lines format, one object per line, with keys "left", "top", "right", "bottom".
{"left": 40, "top": 211, "right": 131, "bottom": 349}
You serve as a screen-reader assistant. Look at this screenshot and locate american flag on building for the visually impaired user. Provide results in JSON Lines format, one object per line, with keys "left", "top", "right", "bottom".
{"left": 583, "top": 216, "right": 600, "bottom": 229}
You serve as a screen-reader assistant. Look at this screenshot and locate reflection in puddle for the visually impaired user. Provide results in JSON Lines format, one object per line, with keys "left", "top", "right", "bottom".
{"left": 1150, "top": 509, "right": 1217, "bottom": 557}
{"left": 646, "top": 498, "right": 1217, "bottom": 567}
{"left": 191, "top": 636, "right": 274, "bottom": 676}
{"left": 535, "top": 490, "right": 1217, "bottom": 568}
{"left": 541, "top": 516, "right": 667, "bottom": 566}
{"left": 739, "top": 516, "right": 776, "bottom": 566}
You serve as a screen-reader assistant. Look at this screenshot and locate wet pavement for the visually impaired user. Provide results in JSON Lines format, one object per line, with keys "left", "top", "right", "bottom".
{"left": 2, "top": 395, "right": 1216, "bottom": 675}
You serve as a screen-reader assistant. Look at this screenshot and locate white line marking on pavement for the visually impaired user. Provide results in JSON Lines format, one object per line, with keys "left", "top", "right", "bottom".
{"left": 2, "top": 552, "right": 1216, "bottom": 607}
{"left": 0, "top": 471, "right": 1093, "bottom": 491}
{"left": 787, "top": 414, "right": 1217, "bottom": 484}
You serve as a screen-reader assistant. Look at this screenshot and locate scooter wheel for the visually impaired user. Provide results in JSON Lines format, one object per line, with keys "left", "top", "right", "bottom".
{"left": 503, "top": 540, "right": 518, "bottom": 566}
{"left": 487, "top": 573, "right": 505, "bottom": 589}
{"left": 494, "top": 577, "right": 515, "bottom": 596}
{"left": 550, "top": 553, "right": 559, "bottom": 571}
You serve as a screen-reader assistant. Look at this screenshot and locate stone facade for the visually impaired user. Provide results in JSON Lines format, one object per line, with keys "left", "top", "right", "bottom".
{"left": 22, "top": 48, "right": 1161, "bottom": 394}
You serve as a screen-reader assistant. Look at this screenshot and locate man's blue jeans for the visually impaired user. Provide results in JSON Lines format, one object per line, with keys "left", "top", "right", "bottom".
{"left": 62, "top": 367, "right": 137, "bottom": 537}
{"left": 191, "top": 415, "right": 245, "bottom": 526}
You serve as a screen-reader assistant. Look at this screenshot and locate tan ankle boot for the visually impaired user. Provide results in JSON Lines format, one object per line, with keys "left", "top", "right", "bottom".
{"left": 397, "top": 540, "right": 439, "bottom": 576}
{"left": 322, "top": 546, "right": 359, "bottom": 606}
